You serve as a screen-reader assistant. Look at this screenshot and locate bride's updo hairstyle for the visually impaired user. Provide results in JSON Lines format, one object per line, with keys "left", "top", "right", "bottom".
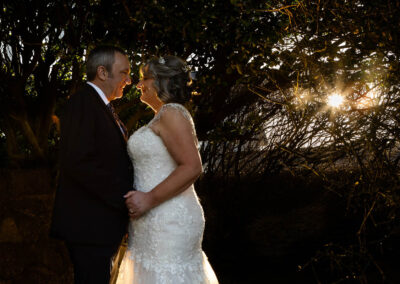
{"left": 140, "top": 55, "right": 192, "bottom": 104}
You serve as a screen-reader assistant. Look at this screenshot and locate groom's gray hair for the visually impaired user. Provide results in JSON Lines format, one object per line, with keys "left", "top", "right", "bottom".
{"left": 86, "top": 46, "right": 126, "bottom": 81}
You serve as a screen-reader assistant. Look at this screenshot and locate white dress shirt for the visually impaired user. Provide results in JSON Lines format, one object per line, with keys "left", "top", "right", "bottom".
{"left": 87, "top": 82, "right": 126, "bottom": 136}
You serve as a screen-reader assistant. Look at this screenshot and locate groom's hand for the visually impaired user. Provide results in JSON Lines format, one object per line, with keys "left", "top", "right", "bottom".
{"left": 124, "top": 191, "right": 155, "bottom": 219}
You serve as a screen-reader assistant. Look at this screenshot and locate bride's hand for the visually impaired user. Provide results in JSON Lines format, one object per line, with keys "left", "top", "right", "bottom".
{"left": 124, "top": 191, "right": 155, "bottom": 219}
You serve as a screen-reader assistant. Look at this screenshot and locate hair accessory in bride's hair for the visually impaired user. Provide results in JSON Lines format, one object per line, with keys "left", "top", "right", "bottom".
{"left": 158, "top": 57, "right": 165, "bottom": 64}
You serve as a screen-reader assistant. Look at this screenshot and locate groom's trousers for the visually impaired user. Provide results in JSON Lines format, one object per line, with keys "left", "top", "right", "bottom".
{"left": 66, "top": 242, "right": 119, "bottom": 284}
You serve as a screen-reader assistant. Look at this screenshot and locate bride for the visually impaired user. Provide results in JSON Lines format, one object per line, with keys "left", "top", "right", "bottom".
{"left": 116, "top": 55, "right": 219, "bottom": 284}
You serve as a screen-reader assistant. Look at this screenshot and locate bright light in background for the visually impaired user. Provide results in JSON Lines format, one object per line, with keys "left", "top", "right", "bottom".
{"left": 357, "top": 91, "right": 377, "bottom": 108}
{"left": 327, "top": 93, "right": 344, "bottom": 108}
{"left": 293, "top": 89, "right": 312, "bottom": 107}
{"left": 356, "top": 84, "right": 381, "bottom": 109}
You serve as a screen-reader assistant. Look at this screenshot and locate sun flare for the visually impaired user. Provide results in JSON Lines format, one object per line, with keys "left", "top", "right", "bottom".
{"left": 357, "top": 89, "right": 379, "bottom": 109}
{"left": 327, "top": 94, "right": 344, "bottom": 108}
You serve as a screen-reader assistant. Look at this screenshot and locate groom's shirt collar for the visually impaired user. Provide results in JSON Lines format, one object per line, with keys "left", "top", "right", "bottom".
{"left": 87, "top": 82, "right": 109, "bottom": 106}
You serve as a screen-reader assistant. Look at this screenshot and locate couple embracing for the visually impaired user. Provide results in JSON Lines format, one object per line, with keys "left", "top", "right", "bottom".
{"left": 51, "top": 46, "right": 219, "bottom": 284}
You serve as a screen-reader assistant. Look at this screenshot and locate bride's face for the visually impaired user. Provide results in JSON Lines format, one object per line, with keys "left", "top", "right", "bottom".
{"left": 137, "top": 66, "right": 159, "bottom": 106}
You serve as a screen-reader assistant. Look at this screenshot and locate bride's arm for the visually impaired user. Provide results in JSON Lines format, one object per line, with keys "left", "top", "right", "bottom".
{"left": 125, "top": 107, "right": 202, "bottom": 218}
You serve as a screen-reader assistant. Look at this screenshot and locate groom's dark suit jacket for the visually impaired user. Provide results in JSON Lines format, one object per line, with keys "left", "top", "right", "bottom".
{"left": 51, "top": 83, "right": 133, "bottom": 246}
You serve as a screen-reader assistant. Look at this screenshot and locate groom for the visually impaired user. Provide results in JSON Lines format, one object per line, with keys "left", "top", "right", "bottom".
{"left": 51, "top": 46, "right": 134, "bottom": 284}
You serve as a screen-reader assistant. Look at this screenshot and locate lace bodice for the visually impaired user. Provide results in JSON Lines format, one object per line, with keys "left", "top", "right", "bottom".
{"left": 148, "top": 103, "right": 195, "bottom": 131}
{"left": 148, "top": 103, "right": 198, "bottom": 147}
{"left": 119, "top": 103, "right": 218, "bottom": 283}
{"left": 127, "top": 103, "right": 197, "bottom": 192}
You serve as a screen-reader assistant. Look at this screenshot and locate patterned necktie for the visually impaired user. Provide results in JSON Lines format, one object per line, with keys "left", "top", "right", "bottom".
{"left": 107, "top": 103, "right": 128, "bottom": 140}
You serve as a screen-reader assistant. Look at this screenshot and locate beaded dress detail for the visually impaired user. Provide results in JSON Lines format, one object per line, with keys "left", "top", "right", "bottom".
{"left": 116, "top": 103, "right": 218, "bottom": 284}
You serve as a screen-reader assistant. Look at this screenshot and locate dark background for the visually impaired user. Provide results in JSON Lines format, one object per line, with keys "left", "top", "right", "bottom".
{"left": 1, "top": 0, "right": 400, "bottom": 283}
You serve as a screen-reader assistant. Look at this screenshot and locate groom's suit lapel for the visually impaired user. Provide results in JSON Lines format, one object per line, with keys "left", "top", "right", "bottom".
{"left": 85, "top": 84, "right": 128, "bottom": 145}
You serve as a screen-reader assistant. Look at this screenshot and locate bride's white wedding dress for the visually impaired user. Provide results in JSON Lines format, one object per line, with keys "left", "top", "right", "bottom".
{"left": 116, "top": 103, "right": 218, "bottom": 284}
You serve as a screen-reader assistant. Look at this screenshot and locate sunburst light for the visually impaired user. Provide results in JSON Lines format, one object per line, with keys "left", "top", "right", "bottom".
{"left": 327, "top": 93, "right": 344, "bottom": 108}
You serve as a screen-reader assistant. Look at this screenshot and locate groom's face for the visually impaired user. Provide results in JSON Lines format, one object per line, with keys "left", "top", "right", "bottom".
{"left": 106, "top": 52, "right": 131, "bottom": 100}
